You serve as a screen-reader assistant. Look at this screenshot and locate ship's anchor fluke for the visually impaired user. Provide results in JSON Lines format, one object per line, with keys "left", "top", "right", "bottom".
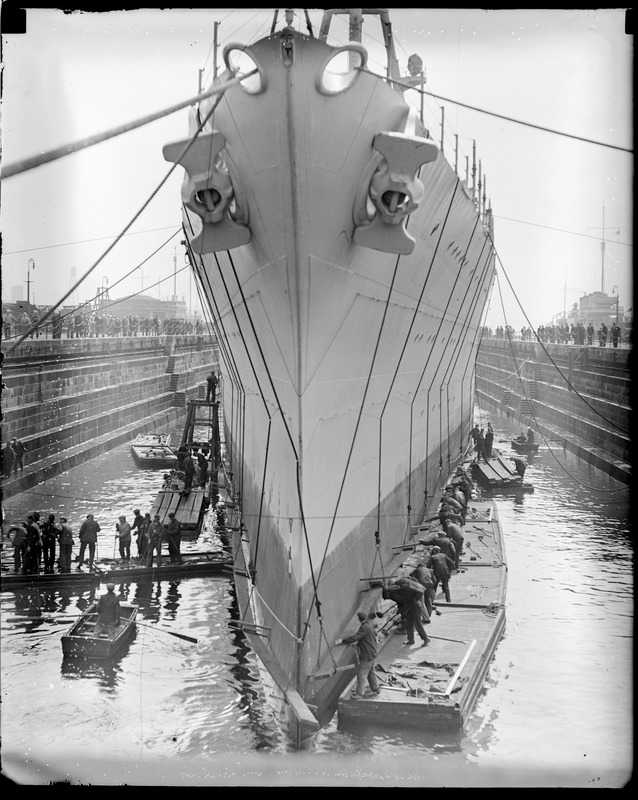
{"left": 354, "top": 131, "right": 438, "bottom": 255}
{"left": 163, "top": 131, "right": 251, "bottom": 253}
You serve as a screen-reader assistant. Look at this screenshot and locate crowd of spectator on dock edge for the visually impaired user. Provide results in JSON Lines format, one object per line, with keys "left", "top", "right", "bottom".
{"left": 484, "top": 321, "right": 627, "bottom": 347}
{"left": 2, "top": 305, "right": 207, "bottom": 341}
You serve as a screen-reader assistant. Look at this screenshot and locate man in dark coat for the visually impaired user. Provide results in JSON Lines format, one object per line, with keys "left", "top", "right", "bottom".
{"left": 182, "top": 451, "right": 195, "bottom": 494}
{"left": 41, "top": 514, "right": 60, "bottom": 573}
{"left": 145, "top": 515, "right": 164, "bottom": 567}
{"left": 23, "top": 515, "right": 41, "bottom": 574}
{"left": 130, "top": 509, "right": 146, "bottom": 557}
{"left": 442, "top": 518, "right": 464, "bottom": 570}
{"left": 474, "top": 429, "right": 488, "bottom": 463}
{"left": 395, "top": 577, "right": 430, "bottom": 646}
{"left": 429, "top": 546, "right": 455, "bottom": 603}
{"left": 432, "top": 533, "right": 457, "bottom": 568}
{"left": 77, "top": 513, "right": 101, "bottom": 570}
{"left": 411, "top": 564, "right": 436, "bottom": 616}
{"left": 611, "top": 323, "right": 621, "bottom": 347}
{"left": 2, "top": 441, "right": 15, "bottom": 478}
{"left": 166, "top": 512, "right": 182, "bottom": 563}
{"left": 335, "top": 610, "right": 380, "bottom": 699}
{"left": 57, "top": 517, "right": 74, "bottom": 573}
{"left": 484, "top": 423, "right": 494, "bottom": 458}
{"left": 511, "top": 457, "right": 527, "bottom": 479}
{"left": 94, "top": 583, "right": 121, "bottom": 637}
{"left": 382, "top": 583, "right": 407, "bottom": 633}
{"left": 206, "top": 371, "right": 217, "bottom": 402}
{"left": 196, "top": 449, "right": 209, "bottom": 487}
{"left": 11, "top": 438, "right": 27, "bottom": 473}
{"left": 9, "top": 523, "right": 27, "bottom": 573}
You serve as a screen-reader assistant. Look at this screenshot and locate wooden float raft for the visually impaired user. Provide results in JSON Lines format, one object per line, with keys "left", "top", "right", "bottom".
{"left": 149, "top": 486, "right": 209, "bottom": 538}
{"left": 1, "top": 568, "right": 100, "bottom": 591}
{"left": 336, "top": 498, "right": 507, "bottom": 732}
{"left": 131, "top": 433, "right": 178, "bottom": 470}
{"left": 97, "top": 551, "right": 232, "bottom": 583}
{"left": 470, "top": 454, "right": 534, "bottom": 493}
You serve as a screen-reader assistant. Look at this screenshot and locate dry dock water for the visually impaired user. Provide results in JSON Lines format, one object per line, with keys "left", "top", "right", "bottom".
{"left": 338, "top": 497, "right": 506, "bottom": 732}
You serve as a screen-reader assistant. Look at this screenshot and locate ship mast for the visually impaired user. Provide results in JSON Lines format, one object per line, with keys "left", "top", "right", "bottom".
{"left": 318, "top": 8, "right": 401, "bottom": 81}
{"left": 588, "top": 203, "right": 620, "bottom": 294}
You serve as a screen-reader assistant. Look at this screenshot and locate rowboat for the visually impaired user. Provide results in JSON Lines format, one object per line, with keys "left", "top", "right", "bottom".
{"left": 61, "top": 601, "right": 137, "bottom": 658}
{"left": 337, "top": 497, "right": 506, "bottom": 732}
{"left": 511, "top": 438, "right": 540, "bottom": 454}
{"left": 470, "top": 455, "right": 534, "bottom": 492}
{"left": 131, "top": 433, "right": 177, "bottom": 469}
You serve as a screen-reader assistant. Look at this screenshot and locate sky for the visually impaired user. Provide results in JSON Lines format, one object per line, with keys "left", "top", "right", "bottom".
{"left": 1, "top": 8, "right": 633, "bottom": 331}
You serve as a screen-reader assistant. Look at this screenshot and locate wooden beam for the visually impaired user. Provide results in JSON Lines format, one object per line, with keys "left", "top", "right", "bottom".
{"left": 443, "top": 639, "right": 476, "bottom": 695}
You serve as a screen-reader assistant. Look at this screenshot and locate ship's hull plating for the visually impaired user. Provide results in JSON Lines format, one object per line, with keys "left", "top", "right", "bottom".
{"left": 175, "top": 28, "right": 495, "bottom": 716}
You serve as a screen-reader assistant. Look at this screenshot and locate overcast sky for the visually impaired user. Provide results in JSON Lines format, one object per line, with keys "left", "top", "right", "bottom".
{"left": 1, "top": 8, "right": 633, "bottom": 330}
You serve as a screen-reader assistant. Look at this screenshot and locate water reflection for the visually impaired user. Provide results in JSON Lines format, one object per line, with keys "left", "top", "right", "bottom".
{"left": 164, "top": 581, "right": 182, "bottom": 619}
{"left": 61, "top": 645, "right": 134, "bottom": 686}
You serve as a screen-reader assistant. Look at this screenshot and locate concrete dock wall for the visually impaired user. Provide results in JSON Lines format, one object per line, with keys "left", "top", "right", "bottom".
{"left": 1, "top": 335, "right": 219, "bottom": 499}
{"left": 475, "top": 338, "right": 631, "bottom": 484}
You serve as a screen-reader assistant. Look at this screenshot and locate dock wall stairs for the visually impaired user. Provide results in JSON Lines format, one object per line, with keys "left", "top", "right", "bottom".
{"left": 1, "top": 334, "right": 219, "bottom": 500}
{"left": 475, "top": 338, "right": 631, "bottom": 485}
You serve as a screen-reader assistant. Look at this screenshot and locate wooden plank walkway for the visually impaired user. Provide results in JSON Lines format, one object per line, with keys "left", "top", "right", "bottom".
{"left": 149, "top": 487, "right": 207, "bottom": 532}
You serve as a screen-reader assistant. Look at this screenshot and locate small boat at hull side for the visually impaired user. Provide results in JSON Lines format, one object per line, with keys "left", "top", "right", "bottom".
{"left": 131, "top": 433, "right": 177, "bottom": 469}
{"left": 511, "top": 438, "right": 539, "bottom": 454}
{"left": 61, "top": 601, "right": 137, "bottom": 659}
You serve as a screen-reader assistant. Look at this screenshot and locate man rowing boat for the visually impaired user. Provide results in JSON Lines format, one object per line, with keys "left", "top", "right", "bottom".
{"left": 94, "top": 583, "right": 121, "bottom": 637}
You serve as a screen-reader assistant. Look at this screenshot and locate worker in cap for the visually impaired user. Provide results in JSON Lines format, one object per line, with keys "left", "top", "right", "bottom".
{"left": 94, "top": 582, "right": 121, "bottom": 637}
{"left": 335, "top": 609, "right": 381, "bottom": 700}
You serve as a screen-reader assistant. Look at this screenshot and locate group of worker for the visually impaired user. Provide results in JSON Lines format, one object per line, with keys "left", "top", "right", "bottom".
{"left": 340, "top": 468, "right": 473, "bottom": 699}
{"left": 6, "top": 507, "right": 183, "bottom": 575}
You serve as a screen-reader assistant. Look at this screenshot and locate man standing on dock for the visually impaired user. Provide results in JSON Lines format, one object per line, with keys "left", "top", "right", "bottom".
{"left": 58, "top": 517, "right": 74, "bottom": 573}
{"left": 41, "top": 514, "right": 60, "bottom": 573}
{"left": 11, "top": 438, "right": 27, "bottom": 474}
{"left": 196, "top": 449, "right": 209, "bottom": 488}
{"left": 182, "top": 450, "right": 195, "bottom": 495}
{"left": 335, "top": 611, "right": 381, "bottom": 700}
{"left": 474, "top": 429, "right": 488, "bottom": 463}
{"left": 115, "top": 516, "right": 132, "bottom": 562}
{"left": 9, "top": 523, "right": 27, "bottom": 573}
{"left": 485, "top": 423, "right": 494, "bottom": 458}
{"left": 206, "top": 371, "right": 217, "bottom": 402}
{"left": 145, "top": 515, "right": 164, "bottom": 568}
{"left": 166, "top": 512, "right": 182, "bottom": 564}
{"left": 23, "top": 516, "right": 41, "bottom": 574}
{"left": 130, "top": 509, "right": 145, "bottom": 557}
{"left": 77, "top": 514, "right": 101, "bottom": 571}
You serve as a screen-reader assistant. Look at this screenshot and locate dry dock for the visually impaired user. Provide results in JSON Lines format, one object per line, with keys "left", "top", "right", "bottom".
{"left": 337, "top": 497, "right": 506, "bottom": 732}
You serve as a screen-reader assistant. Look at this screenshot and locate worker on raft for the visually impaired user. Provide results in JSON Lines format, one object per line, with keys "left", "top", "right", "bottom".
{"left": 511, "top": 456, "right": 527, "bottom": 479}
{"left": 335, "top": 610, "right": 381, "bottom": 700}
{"left": 94, "top": 583, "right": 121, "bottom": 638}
